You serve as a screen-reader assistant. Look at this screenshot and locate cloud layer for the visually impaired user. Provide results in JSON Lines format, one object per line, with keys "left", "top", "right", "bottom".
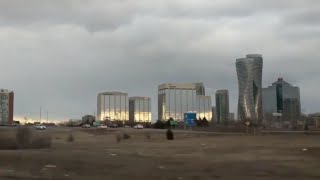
{"left": 0, "top": 0, "right": 319, "bottom": 121}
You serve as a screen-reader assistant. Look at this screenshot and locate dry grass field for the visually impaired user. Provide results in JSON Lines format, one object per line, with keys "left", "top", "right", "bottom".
{"left": 0, "top": 127, "right": 319, "bottom": 180}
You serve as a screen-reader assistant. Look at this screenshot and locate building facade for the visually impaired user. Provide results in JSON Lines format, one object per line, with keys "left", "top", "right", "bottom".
{"left": 129, "top": 97, "right": 151, "bottom": 123}
{"left": 262, "top": 78, "right": 301, "bottom": 124}
{"left": 97, "top": 91, "right": 129, "bottom": 122}
{"left": 211, "top": 106, "right": 216, "bottom": 122}
{"left": 158, "top": 83, "right": 212, "bottom": 121}
{"left": 229, "top": 113, "right": 235, "bottom": 121}
{"left": 0, "top": 89, "right": 14, "bottom": 125}
{"left": 215, "top": 90, "right": 229, "bottom": 124}
{"left": 236, "top": 54, "right": 263, "bottom": 125}
{"left": 309, "top": 113, "right": 320, "bottom": 128}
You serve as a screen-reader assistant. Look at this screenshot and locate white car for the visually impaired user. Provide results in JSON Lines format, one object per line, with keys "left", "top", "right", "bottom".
{"left": 36, "top": 124, "right": 46, "bottom": 130}
{"left": 82, "top": 124, "right": 91, "bottom": 128}
{"left": 97, "top": 125, "right": 108, "bottom": 129}
{"left": 134, "top": 124, "right": 144, "bottom": 129}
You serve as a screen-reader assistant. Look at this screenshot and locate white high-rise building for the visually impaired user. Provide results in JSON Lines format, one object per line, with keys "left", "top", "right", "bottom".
{"left": 158, "top": 83, "right": 212, "bottom": 121}
{"left": 97, "top": 91, "right": 129, "bottom": 122}
{"left": 129, "top": 97, "right": 151, "bottom": 123}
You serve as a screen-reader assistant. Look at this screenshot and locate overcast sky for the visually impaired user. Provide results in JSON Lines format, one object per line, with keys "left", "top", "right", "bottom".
{"left": 0, "top": 0, "right": 319, "bottom": 122}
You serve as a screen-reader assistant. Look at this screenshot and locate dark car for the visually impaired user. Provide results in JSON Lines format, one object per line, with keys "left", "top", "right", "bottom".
{"left": 109, "top": 124, "right": 118, "bottom": 128}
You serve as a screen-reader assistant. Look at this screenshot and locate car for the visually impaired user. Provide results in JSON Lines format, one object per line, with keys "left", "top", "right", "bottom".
{"left": 97, "top": 125, "right": 108, "bottom": 129}
{"left": 109, "top": 124, "right": 118, "bottom": 128}
{"left": 133, "top": 124, "right": 144, "bottom": 129}
{"left": 82, "top": 124, "right": 91, "bottom": 128}
{"left": 35, "top": 124, "right": 46, "bottom": 130}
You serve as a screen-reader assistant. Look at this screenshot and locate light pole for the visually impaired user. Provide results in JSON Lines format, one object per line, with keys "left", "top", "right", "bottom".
{"left": 40, "top": 106, "right": 42, "bottom": 124}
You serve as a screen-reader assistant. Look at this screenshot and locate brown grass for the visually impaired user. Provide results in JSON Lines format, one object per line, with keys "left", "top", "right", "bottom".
{"left": 16, "top": 126, "right": 32, "bottom": 149}
{"left": 31, "top": 135, "right": 52, "bottom": 149}
{"left": 0, "top": 128, "right": 319, "bottom": 180}
{"left": 66, "top": 133, "right": 74, "bottom": 142}
{"left": 0, "top": 127, "right": 52, "bottom": 150}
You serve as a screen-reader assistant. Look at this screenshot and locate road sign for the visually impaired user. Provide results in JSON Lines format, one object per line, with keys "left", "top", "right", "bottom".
{"left": 246, "top": 121, "right": 250, "bottom": 127}
{"left": 170, "top": 120, "right": 177, "bottom": 125}
{"left": 184, "top": 112, "right": 197, "bottom": 127}
{"left": 273, "top": 112, "right": 283, "bottom": 117}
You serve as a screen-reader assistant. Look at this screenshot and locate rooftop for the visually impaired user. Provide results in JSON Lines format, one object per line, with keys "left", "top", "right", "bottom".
{"left": 99, "top": 91, "right": 128, "bottom": 96}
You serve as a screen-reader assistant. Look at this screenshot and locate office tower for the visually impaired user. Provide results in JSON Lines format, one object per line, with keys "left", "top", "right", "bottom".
{"left": 211, "top": 106, "right": 216, "bottom": 122}
{"left": 129, "top": 97, "right": 151, "bottom": 123}
{"left": 0, "top": 89, "right": 14, "bottom": 125}
{"left": 283, "top": 98, "right": 300, "bottom": 125}
{"left": 263, "top": 78, "right": 301, "bottom": 123}
{"left": 97, "top": 91, "right": 129, "bottom": 122}
{"left": 236, "top": 54, "right": 263, "bottom": 125}
{"left": 158, "top": 83, "right": 212, "bottom": 121}
{"left": 229, "top": 113, "right": 235, "bottom": 121}
{"left": 215, "top": 90, "right": 230, "bottom": 124}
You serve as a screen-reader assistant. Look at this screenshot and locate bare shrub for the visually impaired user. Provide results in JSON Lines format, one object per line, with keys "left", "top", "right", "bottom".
{"left": 16, "top": 126, "right": 32, "bottom": 149}
{"left": 123, "top": 133, "right": 131, "bottom": 140}
{"left": 67, "top": 133, "right": 74, "bottom": 142}
{"left": 31, "top": 135, "right": 52, "bottom": 149}
{"left": 166, "top": 129, "right": 174, "bottom": 140}
{"left": 116, "top": 134, "right": 122, "bottom": 143}
{"left": 145, "top": 132, "right": 151, "bottom": 140}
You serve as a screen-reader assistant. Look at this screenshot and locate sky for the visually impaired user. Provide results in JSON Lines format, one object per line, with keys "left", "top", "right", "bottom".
{"left": 0, "top": 0, "right": 319, "bottom": 122}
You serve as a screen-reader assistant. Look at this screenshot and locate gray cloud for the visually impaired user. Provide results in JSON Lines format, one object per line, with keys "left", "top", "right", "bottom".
{"left": 0, "top": 0, "right": 319, "bottom": 121}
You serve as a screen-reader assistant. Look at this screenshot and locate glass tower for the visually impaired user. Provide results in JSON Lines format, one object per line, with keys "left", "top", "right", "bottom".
{"left": 129, "top": 97, "right": 151, "bottom": 123}
{"left": 263, "top": 78, "right": 301, "bottom": 123}
{"left": 236, "top": 54, "right": 263, "bottom": 125}
{"left": 97, "top": 92, "right": 129, "bottom": 122}
{"left": 215, "top": 90, "right": 229, "bottom": 124}
{"left": 158, "top": 83, "right": 212, "bottom": 121}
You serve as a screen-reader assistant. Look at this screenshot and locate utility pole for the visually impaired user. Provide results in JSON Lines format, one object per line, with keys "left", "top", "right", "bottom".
{"left": 47, "top": 111, "right": 48, "bottom": 124}
{"left": 40, "top": 107, "right": 42, "bottom": 124}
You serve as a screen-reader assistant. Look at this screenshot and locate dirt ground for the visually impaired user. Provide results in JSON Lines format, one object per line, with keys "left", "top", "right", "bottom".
{"left": 0, "top": 127, "right": 319, "bottom": 180}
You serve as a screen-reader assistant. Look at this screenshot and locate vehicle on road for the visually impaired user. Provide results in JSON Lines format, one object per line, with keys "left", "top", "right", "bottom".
{"left": 97, "top": 125, "right": 108, "bottom": 129}
{"left": 109, "top": 124, "right": 118, "bottom": 128}
{"left": 35, "top": 124, "right": 46, "bottom": 130}
{"left": 133, "top": 124, "right": 144, "bottom": 129}
{"left": 82, "top": 124, "right": 91, "bottom": 128}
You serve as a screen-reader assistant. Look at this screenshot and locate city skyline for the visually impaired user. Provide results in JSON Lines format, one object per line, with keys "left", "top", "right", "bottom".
{"left": 0, "top": 1, "right": 319, "bottom": 122}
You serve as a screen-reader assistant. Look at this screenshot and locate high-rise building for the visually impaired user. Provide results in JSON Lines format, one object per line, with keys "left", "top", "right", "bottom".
{"left": 158, "top": 83, "right": 212, "bottom": 121}
{"left": 236, "top": 54, "right": 263, "bottom": 125}
{"left": 129, "top": 97, "right": 151, "bottom": 123}
{"left": 97, "top": 91, "right": 129, "bottom": 122}
{"left": 263, "top": 78, "right": 301, "bottom": 123}
{"left": 229, "top": 113, "right": 235, "bottom": 121}
{"left": 0, "top": 89, "right": 14, "bottom": 125}
{"left": 211, "top": 106, "right": 216, "bottom": 122}
{"left": 283, "top": 98, "right": 300, "bottom": 125}
{"left": 215, "top": 90, "right": 229, "bottom": 124}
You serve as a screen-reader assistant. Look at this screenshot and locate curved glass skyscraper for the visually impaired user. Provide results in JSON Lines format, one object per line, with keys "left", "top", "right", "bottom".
{"left": 236, "top": 54, "right": 263, "bottom": 125}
